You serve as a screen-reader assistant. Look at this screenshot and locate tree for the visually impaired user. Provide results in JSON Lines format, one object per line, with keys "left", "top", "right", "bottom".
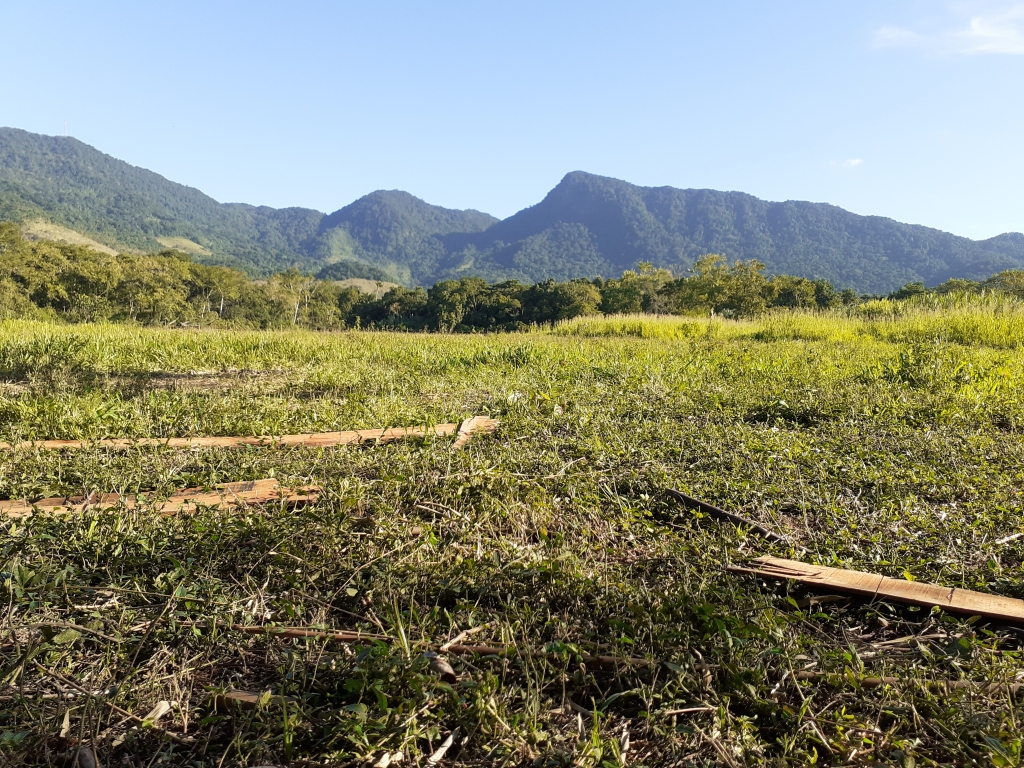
{"left": 985, "top": 270, "right": 1024, "bottom": 297}
{"left": 189, "top": 264, "right": 247, "bottom": 320}
{"left": 522, "top": 279, "right": 601, "bottom": 325}
{"left": 658, "top": 255, "right": 776, "bottom": 317}
{"left": 428, "top": 278, "right": 488, "bottom": 331}
{"left": 269, "top": 268, "right": 318, "bottom": 325}
{"left": 599, "top": 262, "right": 674, "bottom": 314}
{"left": 771, "top": 275, "right": 818, "bottom": 308}
{"left": 720, "top": 260, "right": 775, "bottom": 318}
{"left": 889, "top": 282, "right": 927, "bottom": 300}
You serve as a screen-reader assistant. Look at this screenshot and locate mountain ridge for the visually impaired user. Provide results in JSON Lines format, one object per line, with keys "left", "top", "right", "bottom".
{"left": 2, "top": 127, "right": 1022, "bottom": 293}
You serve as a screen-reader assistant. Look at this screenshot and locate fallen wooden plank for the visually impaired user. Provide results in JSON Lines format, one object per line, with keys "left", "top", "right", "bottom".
{"left": 0, "top": 479, "right": 318, "bottom": 520}
{"left": 733, "top": 555, "right": 1024, "bottom": 625}
{"left": 452, "top": 415, "right": 499, "bottom": 450}
{"left": 0, "top": 416, "right": 499, "bottom": 452}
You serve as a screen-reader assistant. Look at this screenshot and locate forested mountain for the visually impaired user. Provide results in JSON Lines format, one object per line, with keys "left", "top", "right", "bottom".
{"left": 312, "top": 191, "right": 498, "bottom": 285}
{"left": 2, "top": 127, "right": 1023, "bottom": 292}
{"left": 0, "top": 128, "right": 493, "bottom": 281}
{"left": 433, "top": 172, "right": 1024, "bottom": 293}
{"left": 0, "top": 128, "right": 325, "bottom": 273}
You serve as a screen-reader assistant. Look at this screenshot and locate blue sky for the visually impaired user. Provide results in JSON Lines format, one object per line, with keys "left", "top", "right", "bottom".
{"left": 2, "top": 1, "right": 1022, "bottom": 238}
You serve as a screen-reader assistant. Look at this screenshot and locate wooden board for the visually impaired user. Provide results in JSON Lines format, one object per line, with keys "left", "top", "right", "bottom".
{"left": 451, "top": 415, "right": 500, "bottom": 450}
{"left": 0, "top": 416, "right": 499, "bottom": 452}
{"left": 736, "top": 556, "right": 1024, "bottom": 625}
{"left": 0, "top": 479, "right": 317, "bottom": 520}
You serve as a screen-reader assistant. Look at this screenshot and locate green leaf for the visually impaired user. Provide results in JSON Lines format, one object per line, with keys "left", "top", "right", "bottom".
{"left": 52, "top": 629, "right": 82, "bottom": 646}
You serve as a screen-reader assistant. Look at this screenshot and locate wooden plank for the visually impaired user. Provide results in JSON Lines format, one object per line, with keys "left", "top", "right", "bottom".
{"left": 1, "top": 479, "right": 318, "bottom": 520}
{"left": 451, "top": 416, "right": 500, "bottom": 450}
{"left": 0, "top": 416, "right": 499, "bottom": 452}
{"left": 736, "top": 556, "right": 1024, "bottom": 624}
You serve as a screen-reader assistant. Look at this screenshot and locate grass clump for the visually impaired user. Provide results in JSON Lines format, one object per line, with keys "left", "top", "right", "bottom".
{"left": 553, "top": 313, "right": 720, "bottom": 340}
{"left": 1, "top": 316, "right": 1024, "bottom": 766}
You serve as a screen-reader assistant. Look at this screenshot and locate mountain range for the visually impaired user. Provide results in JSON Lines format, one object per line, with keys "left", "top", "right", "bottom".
{"left": 2, "top": 126, "right": 1022, "bottom": 293}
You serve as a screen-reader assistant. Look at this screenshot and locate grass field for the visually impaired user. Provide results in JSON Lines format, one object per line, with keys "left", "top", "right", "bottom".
{"left": 155, "top": 238, "right": 214, "bottom": 257}
{"left": 2, "top": 306, "right": 1024, "bottom": 766}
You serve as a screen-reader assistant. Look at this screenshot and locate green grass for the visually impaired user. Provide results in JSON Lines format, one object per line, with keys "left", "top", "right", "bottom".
{"left": 2, "top": 312, "right": 1024, "bottom": 766}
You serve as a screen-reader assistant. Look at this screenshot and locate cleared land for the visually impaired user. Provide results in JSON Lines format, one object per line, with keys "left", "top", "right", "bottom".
{"left": 20, "top": 220, "right": 119, "bottom": 256}
{"left": 333, "top": 277, "right": 402, "bottom": 297}
{"left": 1, "top": 304, "right": 1023, "bottom": 766}
{"left": 155, "top": 237, "right": 213, "bottom": 257}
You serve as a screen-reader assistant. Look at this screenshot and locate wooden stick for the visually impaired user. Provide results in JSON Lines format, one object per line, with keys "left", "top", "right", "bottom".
{"left": 184, "top": 623, "right": 657, "bottom": 668}
{"left": 427, "top": 727, "right": 459, "bottom": 765}
{"left": 1, "top": 416, "right": 499, "bottom": 452}
{"left": 175, "top": 621, "right": 389, "bottom": 643}
{"left": 663, "top": 706, "right": 716, "bottom": 716}
{"left": 451, "top": 416, "right": 499, "bottom": 451}
{"left": 792, "top": 670, "right": 1024, "bottom": 694}
{"left": 666, "top": 489, "right": 789, "bottom": 544}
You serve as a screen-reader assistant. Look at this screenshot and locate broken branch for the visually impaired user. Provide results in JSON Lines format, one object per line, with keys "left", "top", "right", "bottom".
{"left": 666, "top": 489, "right": 789, "bottom": 544}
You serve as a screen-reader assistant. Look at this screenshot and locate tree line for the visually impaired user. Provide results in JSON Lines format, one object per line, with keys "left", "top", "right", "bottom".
{"left": 1, "top": 224, "right": 1021, "bottom": 331}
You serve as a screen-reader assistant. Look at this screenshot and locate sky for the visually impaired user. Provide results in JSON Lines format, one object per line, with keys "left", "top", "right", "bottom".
{"left": 1, "top": 0, "right": 1022, "bottom": 239}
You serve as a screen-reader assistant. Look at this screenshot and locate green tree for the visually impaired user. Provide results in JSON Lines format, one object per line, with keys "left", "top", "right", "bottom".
{"left": 985, "top": 270, "right": 1024, "bottom": 297}
{"left": 522, "top": 279, "right": 601, "bottom": 325}
{"left": 771, "top": 275, "right": 818, "bottom": 308}
{"left": 428, "top": 278, "right": 488, "bottom": 331}
{"left": 599, "top": 262, "right": 675, "bottom": 314}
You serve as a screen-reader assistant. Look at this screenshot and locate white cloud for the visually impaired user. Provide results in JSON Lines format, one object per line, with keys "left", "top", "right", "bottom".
{"left": 828, "top": 159, "right": 864, "bottom": 168}
{"left": 960, "top": 6, "right": 1024, "bottom": 53}
{"left": 875, "top": 2, "right": 1024, "bottom": 55}
{"left": 874, "top": 26, "right": 926, "bottom": 49}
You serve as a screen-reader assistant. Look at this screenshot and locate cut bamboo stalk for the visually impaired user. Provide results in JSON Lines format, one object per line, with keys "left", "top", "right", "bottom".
{"left": 0, "top": 416, "right": 499, "bottom": 452}
{"left": 733, "top": 556, "right": 1024, "bottom": 625}
{"left": 0, "top": 479, "right": 317, "bottom": 520}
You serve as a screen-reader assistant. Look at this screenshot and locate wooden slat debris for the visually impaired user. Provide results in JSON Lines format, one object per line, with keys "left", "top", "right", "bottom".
{"left": 451, "top": 415, "right": 498, "bottom": 450}
{"left": 0, "top": 416, "right": 499, "bottom": 452}
{"left": 0, "top": 479, "right": 317, "bottom": 520}
{"left": 733, "top": 556, "right": 1024, "bottom": 625}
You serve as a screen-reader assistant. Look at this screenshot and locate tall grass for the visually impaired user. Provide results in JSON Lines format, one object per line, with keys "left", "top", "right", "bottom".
{"left": 553, "top": 293, "right": 1024, "bottom": 349}
{"left": 551, "top": 313, "right": 731, "bottom": 340}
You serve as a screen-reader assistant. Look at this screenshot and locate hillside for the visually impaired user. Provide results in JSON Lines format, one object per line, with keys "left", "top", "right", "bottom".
{"left": 0, "top": 128, "right": 493, "bottom": 281}
{"left": 2, "top": 128, "right": 1023, "bottom": 292}
{"left": 433, "top": 172, "right": 1024, "bottom": 293}
{"left": 0, "top": 128, "right": 324, "bottom": 273}
{"left": 312, "top": 191, "right": 498, "bottom": 285}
